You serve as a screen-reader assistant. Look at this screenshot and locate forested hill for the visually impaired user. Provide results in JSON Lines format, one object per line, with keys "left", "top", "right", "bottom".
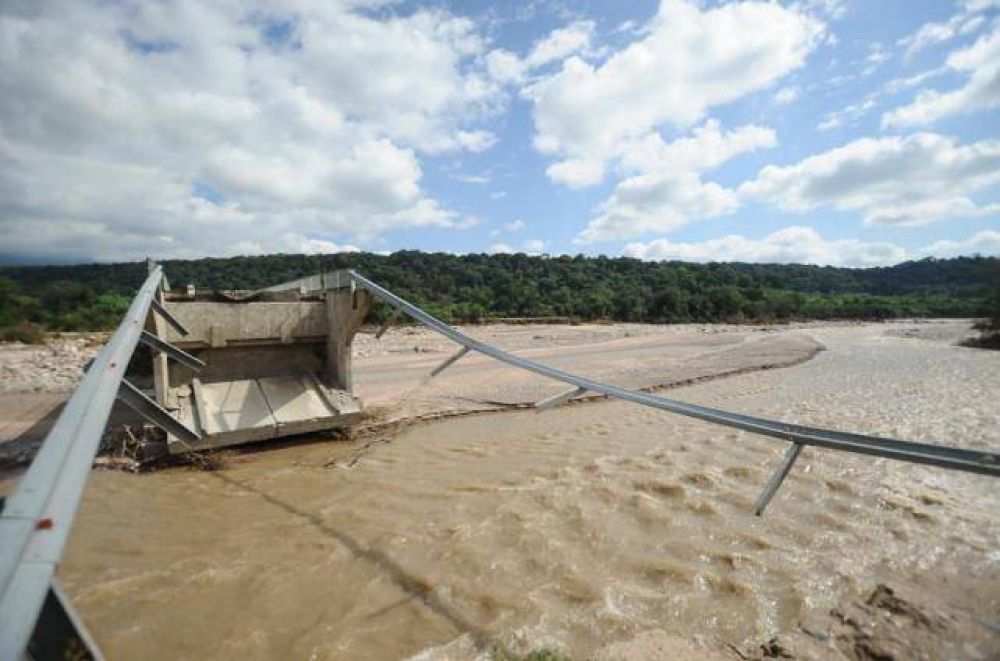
{"left": 1, "top": 252, "right": 997, "bottom": 333}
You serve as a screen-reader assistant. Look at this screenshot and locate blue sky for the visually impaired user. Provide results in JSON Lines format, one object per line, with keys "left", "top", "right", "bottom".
{"left": 1, "top": 0, "right": 998, "bottom": 265}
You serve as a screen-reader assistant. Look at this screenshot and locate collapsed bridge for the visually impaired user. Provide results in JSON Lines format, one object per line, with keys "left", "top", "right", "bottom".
{"left": 1, "top": 265, "right": 997, "bottom": 660}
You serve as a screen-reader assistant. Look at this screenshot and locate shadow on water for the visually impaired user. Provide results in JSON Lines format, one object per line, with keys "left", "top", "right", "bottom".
{"left": 205, "top": 470, "right": 505, "bottom": 656}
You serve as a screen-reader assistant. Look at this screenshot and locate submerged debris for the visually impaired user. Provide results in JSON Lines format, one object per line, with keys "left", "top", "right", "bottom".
{"left": 97, "top": 425, "right": 226, "bottom": 472}
{"left": 743, "top": 583, "right": 996, "bottom": 661}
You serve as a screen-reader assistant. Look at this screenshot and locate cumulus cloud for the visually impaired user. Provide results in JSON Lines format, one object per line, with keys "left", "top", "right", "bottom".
{"left": 546, "top": 158, "right": 605, "bottom": 188}
{"left": 575, "top": 121, "right": 775, "bottom": 243}
{"left": 896, "top": 1, "right": 991, "bottom": 60}
{"left": 490, "top": 218, "right": 525, "bottom": 238}
{"left": 816, "top": 97, "right": 876, "bottom": 131}
{"left": 524, "top": 20, "right": 595, "bottom": 69}
{"left": 625, "top": 227, "right": 1000, "bottom": 266}
{"left": 862, "top": 43, "right": 889, "bottom": 76}
{"left": 917, "top": 230, "right": 1000, "bottom": 257}
{"left": 271, "top": 235, "right": 361, "bottom": 255}
{"left": 0, "top": 0, "right": 498, "bottom": 261}
{"left": 522, "top": 238, "right": 547, "bottom": 254}
{"left": 739, "top": 133, "right": 1000, "bottom": 226}
{"left": 965, "top": 0, "right": 1000, "bottom": 10}
{"left": 624, "top": 226, "right": 906, "bottom": 266}
{"left": 793, "top": 0, "right": 848, "bottom": 21}
{"left": 618, "top": 120, "right": 776, "bottom": 175}
{"left": 773, "top": 87, "right": 800, "bottom": 104}
{"left": 487, "top": 242, "right": 513, "bottom": 254}
{"left": 883, "top": 23, "right": 1000, "bottom": 128}
{"left": 578, "top": 173, "right": 738, "bottom": 244}
{"left": 526, "top": 0, "right": 823, "bottom": 178}
{"left": 485, "top": 20, "right": 594, "bottom": 86}
{"left": 487, "top": 238, "right": 547, "bottom": 255}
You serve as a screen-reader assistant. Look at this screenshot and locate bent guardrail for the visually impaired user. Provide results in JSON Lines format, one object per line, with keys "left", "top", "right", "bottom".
{"left": 348, "top": 270, "right": 1000, "bottom": 512}
{"left": 0, "top": 266, "right": 201, "bottom": 660}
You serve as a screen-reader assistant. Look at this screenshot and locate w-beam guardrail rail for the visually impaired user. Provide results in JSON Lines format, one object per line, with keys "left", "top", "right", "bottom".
{"left": 1, "top": 267, "right": 998, "bottom": 659}
{"left": 0, "top": 266, "right": 202, "bottom": 660}
{"left": 346, "top": 269, "right": 1000, "bottom": 509}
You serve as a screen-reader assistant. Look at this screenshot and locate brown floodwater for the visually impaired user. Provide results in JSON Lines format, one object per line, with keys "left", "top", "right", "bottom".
{"left": 6, "top": 324, "right": 1000, "bottom": 658}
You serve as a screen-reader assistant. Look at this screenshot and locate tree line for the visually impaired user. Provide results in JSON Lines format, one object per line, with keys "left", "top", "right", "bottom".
{"left": 0, "top": 252, "right": 996, "bottom": 341}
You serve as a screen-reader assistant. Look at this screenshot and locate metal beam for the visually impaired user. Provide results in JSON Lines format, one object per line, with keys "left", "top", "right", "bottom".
{"left": 138, "top": 330, "right": 205, "bottom": 371}
{"left": 117, "top": 380, "right": 200, "bottom": 443}
{"left": 535, "top": 386, "right": 588, "bottom": 411}
{"left": 348, "top": 270, "right": 1000, "bottom": 481}
{"left": 0, "top": 268, "right": 165, "bottom": 660}
{"left": 375, "top": 311, "right": 401, "bottom": 340}
{"left": 753, "top": 443, "right": 804, "bottom": 516}
{"left": 429, "top": 346, "right": 470, "bottom": 378}
{"left": 150, "top": 297, "right": 189, "bottom": 337}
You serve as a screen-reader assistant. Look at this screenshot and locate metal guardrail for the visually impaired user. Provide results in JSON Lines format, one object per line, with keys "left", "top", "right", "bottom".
{"left": 0, "top": 267, "right": 201, "bottom": 660}
{"left": 348, "top": 269, "right": 1000, "bottom": 508}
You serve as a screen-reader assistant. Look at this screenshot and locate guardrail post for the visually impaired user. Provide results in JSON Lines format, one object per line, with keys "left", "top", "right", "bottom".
{"left": 753, "top": 443, "right": 804, "bottom": 515}
{"left": 429, "top": 346, "right": 471, "bottom": 378}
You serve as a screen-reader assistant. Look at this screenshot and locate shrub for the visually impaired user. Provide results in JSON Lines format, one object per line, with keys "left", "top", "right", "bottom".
{"left": 0, "top": 321, "right": 46, "bottom": 344}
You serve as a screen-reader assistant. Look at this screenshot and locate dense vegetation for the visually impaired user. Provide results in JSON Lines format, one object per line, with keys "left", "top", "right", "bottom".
{"left": 0, "top": 252, "right": 996, "bottom": 341}
{"left": 965, "top": 259, "right": 1000, "bottom": 349}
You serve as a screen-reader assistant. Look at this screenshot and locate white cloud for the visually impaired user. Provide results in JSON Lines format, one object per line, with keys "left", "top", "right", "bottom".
{"left": 897, "top": 1, "right": 990, "bottom": 60}
{"left": 272, "top": 235, "right": 361, "bottom": 255}
{"left": 0, "top": 0, "right": 498, "bottom": 261}
{"left": 816, "top": 97, "right": 876, "bottom": 131}
{"left": 918, "top": 230, "right": 1000, "bottom": 257}
{"left": 886, "top": 67, "right": 947, "bottom": 93}
{"left": 578, "top": 173, "right": 738, "bottom": 244}
{"left": 619, "top": 120, "right": 776, "bottom": 175}
{"left": 793, "top": 0, "right": 848, "bottom": 21}
{"left": 487, "top": 242, "right": 513, "bottom": 254}
{"left": 575, "top": 120, "right": 775, "bottom": 243}
{"left": 773, "top": 87, "right": 800, "bottom": 104}
{"left": 739, "top": 133, "right": 1000, "bottom": 226}
{"left": 624, "top": 226, "right": 906, "bottom": 266}
{"left": 899, "top": 20, "right": 963, "bottom": 59}
{"left": 862, "top": 43, "right": 889, "bottom": 75}
{"left": 625, "top": 227, "right": 1000, "bottom": 266}
{"left": 864, "top": 198, "right": 1000, "bottom": 225}
{"left": 546, "top": 158, "right": 605, "bottom": 188}
{"left": 883, "top": 23, "right": 1000, "bottom": 128}
{"left": 485, "top": 20, "right": 594, "bottom": 86}
{"left": 522, "top": 238, "right": 547, "bottom": 254}
{"left": 965, "top": 0, "right": 1000, "bottom": 11}
{"left": 453, "top": 173, "right": 490, "bottom": 184}
{"left": 524, "top": 20, "right": 595, "bottom": 69}
{"left": 525, "top": 0, "right": 823, "bottom": 180}
{"left": 486, "top": 238, "right": 546, "bottom": 255}
{"left": 485, "top": 49, "right": 526, "bottom": 85}
{"left": 454, "top": 130, "right": 498, "bottom": 152}
{"left": 491, "top": 219, "right": 524, "bottom": 237}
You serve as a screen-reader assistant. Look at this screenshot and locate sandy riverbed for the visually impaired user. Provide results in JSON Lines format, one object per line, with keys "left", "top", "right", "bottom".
{"left": 1, "top": 320, "right": 997, "bottom": 659}
{"left": 0, "top": 321, "right": 825, "bottom": 460}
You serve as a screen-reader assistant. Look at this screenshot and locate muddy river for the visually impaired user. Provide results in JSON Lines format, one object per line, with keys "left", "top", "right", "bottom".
{"left": 5, "top": 323, "right": 999, "bottom": 658}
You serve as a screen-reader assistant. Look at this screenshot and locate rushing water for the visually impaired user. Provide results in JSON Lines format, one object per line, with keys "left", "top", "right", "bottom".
{"left": 12, "top": 324, "right": 1000, "bottom": 659}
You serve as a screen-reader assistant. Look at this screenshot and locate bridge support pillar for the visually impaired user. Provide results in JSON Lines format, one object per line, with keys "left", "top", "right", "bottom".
{"left": 325, "top": 286, "right": 373, "bottom": 392}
